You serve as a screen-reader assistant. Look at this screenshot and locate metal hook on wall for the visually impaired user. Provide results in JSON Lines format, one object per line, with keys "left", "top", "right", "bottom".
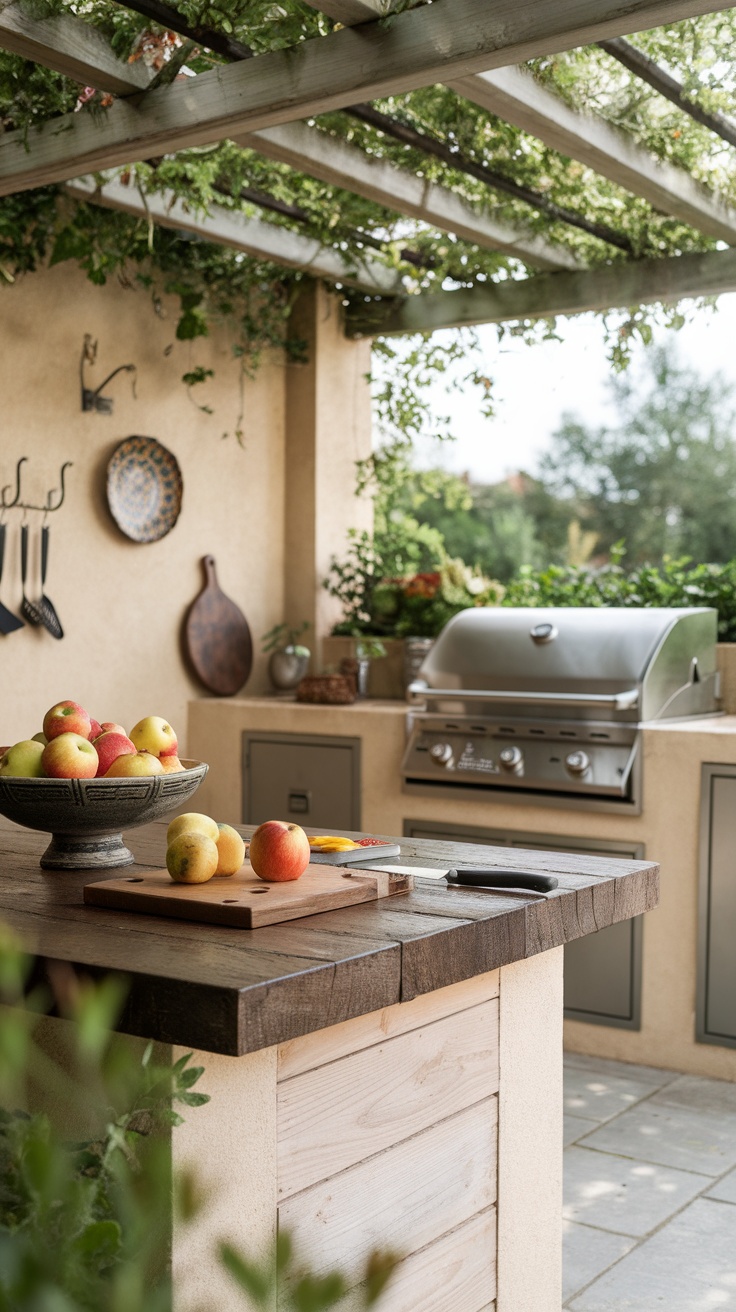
{"left": 1, "top": 457, "right": 27, "bottom": 510}
{"left": 0, "top": 458, "right": 73, "bottom": 513}
{"left": 80, "top": 335, "right": 136, "bottom": 414}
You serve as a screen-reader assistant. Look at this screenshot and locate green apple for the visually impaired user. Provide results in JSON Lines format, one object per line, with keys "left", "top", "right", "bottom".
{"left": 0, "top": 740, "right": 46, "bottom": 777}
{"left": 31, "top": 732, "right": 47, "bottom": 746}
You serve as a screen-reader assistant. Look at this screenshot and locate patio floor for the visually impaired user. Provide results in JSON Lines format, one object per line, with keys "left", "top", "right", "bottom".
{"left": 562, "top": 1051, "right": 736, "bottom": 1309}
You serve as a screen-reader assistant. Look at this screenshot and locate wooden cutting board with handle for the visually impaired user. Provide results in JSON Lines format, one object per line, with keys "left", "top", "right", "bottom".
{"left": 184, "top": 555, "right": 253, "bottom": 696}
{"left": 84, "top": 863, "right": 414, "bottom": 928}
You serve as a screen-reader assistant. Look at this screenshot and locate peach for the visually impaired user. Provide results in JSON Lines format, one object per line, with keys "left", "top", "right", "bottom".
{"left": 249, "top": 820, "right": 310, "bottom": 883}
{"left": 104, "top": 751, "right": 163, "bottom": 778}
{"left": 42, "top": 733, "right": 98, "bottom": 780}
{"left": 94, "top": 731, "right": 136, "bottom": 778}
{"left": 214, "top": 823, "right": 246, "bottom": 877}
{"left": 43, "top": 701, "right": 92, "bottom": 743}
{"left": 166, "top": 832, "right": 218, "bottom": 884}
{"left": 167, "top": 812, "right": 218, "bottom": 845}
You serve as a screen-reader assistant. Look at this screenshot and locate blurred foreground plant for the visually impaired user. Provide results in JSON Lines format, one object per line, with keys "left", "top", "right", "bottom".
{"left": 0, "top": 927, "right": 400, "bottom": 1312}
{"left": 0, "top": 925, "right": 208, "bottom": 1312}
{"left": 221, "top": 1232, "right": 399, "bottom": 1312}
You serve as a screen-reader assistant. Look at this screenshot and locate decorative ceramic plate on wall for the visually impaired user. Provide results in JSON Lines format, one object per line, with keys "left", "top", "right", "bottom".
{"left": 106, "top": 436, "right": 183, "bottom": 543}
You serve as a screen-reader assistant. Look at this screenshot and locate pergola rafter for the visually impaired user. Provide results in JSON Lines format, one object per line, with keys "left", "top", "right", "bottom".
{"left": 0, "top": 0, "right": 730, "bottom": 197}
{"left": 345, "top": 245, "right": 736, "bottom": 336}
{"left": 449, "top": 66, "right": 736, "bottom": 246}
{"left": 64, "top": 173, "right": 402, "bottom": 292}
{"left": 239, "top": 123, "right": 585, "bottom": 270}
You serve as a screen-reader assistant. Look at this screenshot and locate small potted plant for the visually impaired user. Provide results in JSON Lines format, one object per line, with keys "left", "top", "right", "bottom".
{"left": 262, "top": 622, "right": 310, "bottom": 692}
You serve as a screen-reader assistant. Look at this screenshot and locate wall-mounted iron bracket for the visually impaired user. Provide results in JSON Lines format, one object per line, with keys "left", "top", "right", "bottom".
{"left": 80, "top": 337, "right": 136, "bottom": 413}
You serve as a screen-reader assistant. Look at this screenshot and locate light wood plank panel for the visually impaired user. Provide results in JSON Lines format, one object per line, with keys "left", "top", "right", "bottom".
{"left": 278, "top": 968, "right": 499, "bottom": 1080}
{"left": 278, "top": 1099, "right": 497, "bottom": 1290}
{"left": 0, "top": 0, "right": 729, "bottom": 196}
{"left": 346, "top": 247, "right": 736, "bottom": 337}
{"left": 335, "top": 1210, "right": 497, "bottom": 1312}
{"left": 278, "top": 1000, "right": 498, "bottom": 1197}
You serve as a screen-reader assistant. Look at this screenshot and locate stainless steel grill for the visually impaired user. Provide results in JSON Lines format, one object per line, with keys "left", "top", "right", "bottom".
{"left": 402, "top": 607, "right": 720, "bottom": 813}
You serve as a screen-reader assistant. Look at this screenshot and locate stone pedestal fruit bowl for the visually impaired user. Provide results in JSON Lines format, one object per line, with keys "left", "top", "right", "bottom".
{"left": 0, "top": 760, "right": 208, "bottom": 870}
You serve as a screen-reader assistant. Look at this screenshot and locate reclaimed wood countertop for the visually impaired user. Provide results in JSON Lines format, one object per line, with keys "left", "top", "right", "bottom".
{"left": 0, "top": 817, "right": 658, "bottom": 1056}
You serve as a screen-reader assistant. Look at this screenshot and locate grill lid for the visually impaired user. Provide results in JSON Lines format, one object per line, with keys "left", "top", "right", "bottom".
{"left": 413, "top": 606, "right": 719, "bottom": 720}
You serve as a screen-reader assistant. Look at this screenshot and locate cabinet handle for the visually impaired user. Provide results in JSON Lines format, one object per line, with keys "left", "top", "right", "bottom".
{"left": 288, "top": 790, "right": 310, "bottom": 815}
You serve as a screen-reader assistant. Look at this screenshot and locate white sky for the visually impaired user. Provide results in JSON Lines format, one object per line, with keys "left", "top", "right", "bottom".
{"left": 408, "top": 291, "right": 736, "bottom": 484}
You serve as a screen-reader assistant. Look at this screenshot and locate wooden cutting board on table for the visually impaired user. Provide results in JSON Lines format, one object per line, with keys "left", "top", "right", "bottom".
{"left": 84, "top": 863, "right": 414, "bottom": 928}
{"left": 183, "top": 555, "right": 253, "bottom": 696}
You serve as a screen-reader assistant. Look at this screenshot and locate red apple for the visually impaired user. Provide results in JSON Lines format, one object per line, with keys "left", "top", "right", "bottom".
{"left": 88, "top": 719, "right": 103, "bottom": 742}
{"left": 98, "top": 722, "right": 126, "bottom": 738}
{"left": 42, "top": 733, "right": 98, "bottom": 780}
{"left": 129, "top": 716, "right": 178, "bottom": 758}
{"left": 43, "top": 701, "right": 92, "bottom": 743}
{"left": 93, "top": 731, "right": 136, "bottom": 778}
{"left": 249, "top": 820, "right": 310, "bottom": 883}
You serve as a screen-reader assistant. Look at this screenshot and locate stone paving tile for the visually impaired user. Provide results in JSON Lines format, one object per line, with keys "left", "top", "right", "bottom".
{"left": 705, "top": 1167, "right": 736, "bottom": 1205}
{"left": 562, "top": 1219, "right": 636, "bottom": 1305}
{"left": 653, "top": 1073, "right": 736, "bottom": 1115}
{"left": 563, "top": 1052, "right": 677, "bottom": 1089}
{"left": 568, "top": 1196, "right": 736, "bottom": 1311}
{"left": 565, "top": 1113, "right": 598, "bottom": 1147}
{"left": 576, "top": 1098, "right": 736, "bottom": 1176}
{"left": 564, "top": 1064, "right": 665, "bottom": 1124}
{"left": 563, "top": 1144, "right": 708, "bottom": 1236}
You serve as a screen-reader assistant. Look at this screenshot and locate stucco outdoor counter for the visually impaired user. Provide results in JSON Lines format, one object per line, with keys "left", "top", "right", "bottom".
{"left": 0, "top": 817, "right": 658, "bottom": 1312}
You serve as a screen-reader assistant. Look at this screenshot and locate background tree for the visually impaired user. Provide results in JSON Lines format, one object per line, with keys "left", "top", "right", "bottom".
{"left": 538, "top": 344, "right": 736, "bottom": 564}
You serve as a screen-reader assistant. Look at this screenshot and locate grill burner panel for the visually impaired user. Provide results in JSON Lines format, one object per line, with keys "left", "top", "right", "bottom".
{"left": 406, "top": 717, "right": 637, "bottom": 800}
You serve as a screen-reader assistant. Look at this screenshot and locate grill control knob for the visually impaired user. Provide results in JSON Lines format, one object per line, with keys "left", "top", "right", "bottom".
{"left": 430, "top": 742, "right": 453, "bottom": 766}
{"left": 499, "top": 746, "right": 523, "bottom": 772}
{"left": 565, "top": 750, "right": 591, "bottom": 777}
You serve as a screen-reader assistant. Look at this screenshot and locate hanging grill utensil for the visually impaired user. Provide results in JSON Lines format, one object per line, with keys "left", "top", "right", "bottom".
{"left": 20, "top": 524, "right": 45, "bottom": 627}
{"left": 0, "top": 523, "right": 24, "bottom": 634}
{"left": 38, "top": 525, "right": 63, "bottom": 639}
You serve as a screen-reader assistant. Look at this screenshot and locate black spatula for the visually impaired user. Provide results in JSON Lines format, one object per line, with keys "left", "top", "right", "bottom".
{"left": 0, "top": 523, "right": 24, "bottom": 634}
{"left": 38, "top": 525, "right": 63, "bottom": 639}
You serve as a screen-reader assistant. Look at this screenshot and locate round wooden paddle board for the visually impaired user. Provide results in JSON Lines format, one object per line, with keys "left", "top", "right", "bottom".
{"left": 184, "top": 555, "right": 253, "bottom": 696}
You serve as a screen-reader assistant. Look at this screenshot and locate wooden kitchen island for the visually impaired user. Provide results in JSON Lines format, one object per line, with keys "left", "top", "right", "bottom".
{"left": 0, "top": 818, "right": 658, "bottom": 1312}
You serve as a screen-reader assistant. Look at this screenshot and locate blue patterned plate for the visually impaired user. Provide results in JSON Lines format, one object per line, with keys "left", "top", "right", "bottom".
{"left": 107, "top": 436, "right": 183, "bottom": 543}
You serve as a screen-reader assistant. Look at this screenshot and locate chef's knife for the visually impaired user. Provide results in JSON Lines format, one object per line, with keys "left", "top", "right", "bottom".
{"left": 347, "top": 860, "right": 558, "bottom": 893}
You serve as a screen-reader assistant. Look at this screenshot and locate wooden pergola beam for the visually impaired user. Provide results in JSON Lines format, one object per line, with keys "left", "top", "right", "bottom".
{"left": 241, "top": 122, "right": 585, "bottom": 271}
{"left": 0, "top": 1, "right": 151, "bottom": 94}
{"left": 65, "top": 174, "right": 403, "bottom": 294}
{"left": 0, "top": 0, "right": 730, "bottom": 197}
{"left": 449, "top": 66, "right": 736, "bottom": 245}
{"left": 345, "top": 246, "right": 736, "bottom": 336}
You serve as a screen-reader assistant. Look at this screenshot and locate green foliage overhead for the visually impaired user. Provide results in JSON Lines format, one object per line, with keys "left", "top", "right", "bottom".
{"left": 0, "top": 6, "right": 735, "bottom": 358}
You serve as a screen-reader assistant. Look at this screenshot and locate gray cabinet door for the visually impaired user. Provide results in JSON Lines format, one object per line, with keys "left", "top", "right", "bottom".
{"left": 404, "top": 819, "right": 642, "bottom": 1029}
{"left": 243, "top": 733, "right": 361, "bottom": 831}
{"left": 698, "top": 767, "right": 736, "bottom": 1047}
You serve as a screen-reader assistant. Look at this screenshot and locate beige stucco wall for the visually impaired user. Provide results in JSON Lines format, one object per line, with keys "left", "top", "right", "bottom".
{"left": 0, "top": 269, "right": 371, "bottom": 753}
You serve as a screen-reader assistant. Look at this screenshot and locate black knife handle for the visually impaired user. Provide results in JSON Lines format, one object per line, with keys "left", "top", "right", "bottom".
{"left": 445, "top": 868, "right": 559, "bottom": 893}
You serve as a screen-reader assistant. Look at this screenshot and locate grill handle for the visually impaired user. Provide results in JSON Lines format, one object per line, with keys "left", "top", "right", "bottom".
{"left": 407, "top": 681, "right": 639, "bottom": 712}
